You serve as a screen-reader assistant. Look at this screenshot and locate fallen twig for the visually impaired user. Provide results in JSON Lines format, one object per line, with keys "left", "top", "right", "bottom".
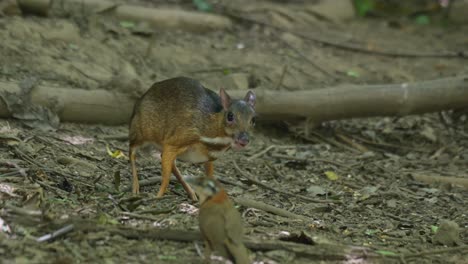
{"left": 233, "top": 160, "right": 340, "bottom": 204}
{"left": 351, "top": 134, "right": 431, "bottom": 153}
{"left": 270, "top": 153, "right": 352, "bottom": 170}
{"left": 234, "top": 197, "right": 310, "bottom": 221}
{"left": 402, "top": 245, "right": 468, "bottom": 259}
{"left": 36, "top": 224, "right": 74, "bottom": 242}
{"left": 279, "top": 37, "right": 333, "bottom": 77}
{"left": 120, "top": 211, "right": 162, "bottom": 222}
{"left": 122, "top": 176, "right": 166, "bottom": 192}
{"left": 247, "top": 145, "right": 277, "bottom": 161}
{"left": 217, "top": 176, "right": 250, "bottom": 190}
{"left": 275, "top": 65, "right": 288, "bottom": 90}
{"left": 5, "top": 204, "right": 42, "bottom": 217}
{"left": 292, "top": 129, "right": 361, "bottom": 154}
{"left": 335, "top": 133, "right": 370, "bottom": 153}
{"left": 410, "top": 173, "right": 468, "bottom": 190}
{"left": 99, "top": 134, "right": 129, "bottom": 141}
{"left": 222, "top": 8, "right": 467, "bottom": 59}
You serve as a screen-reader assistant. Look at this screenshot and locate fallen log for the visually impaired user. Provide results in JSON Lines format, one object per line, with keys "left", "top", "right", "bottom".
{"left": 17, "top": 0, "right": 50, "bottom": 16}
{"left": 411, "top": 173, "right": 468, "bottom": 190}
{"left": 17, "top": 0, "right": 232, "bottom": 33}
{"left": 0, "top": 76, "right": 467, "bottom": 125}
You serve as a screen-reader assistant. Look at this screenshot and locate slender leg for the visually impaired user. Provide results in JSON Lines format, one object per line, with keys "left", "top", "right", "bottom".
{"left": 130, "top": 146, "right": 139, "bottom": 194}
{"left": 204, "top": 161, "right": 214, "bottom": 179}
{"left": 172, "top": 161, "right": 197, "bottom": 201}
{"left": 157, "top": 146, "right": 184, "bottom": 198}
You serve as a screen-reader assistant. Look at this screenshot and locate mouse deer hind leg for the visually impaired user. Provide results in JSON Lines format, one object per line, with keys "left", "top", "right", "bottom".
{"left": 129, "top": 142, "right": 140, "bottom": 195}
{"left": 172, "top": 161, "right": 197, "bottom": 201}
{"left": 158, "top": 145, "right": 187, "bottom": 198}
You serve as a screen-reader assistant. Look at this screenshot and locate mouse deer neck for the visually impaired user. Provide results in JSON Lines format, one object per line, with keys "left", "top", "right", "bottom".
{"left": 211, "top": 111, "right": 229, "bottom": 138}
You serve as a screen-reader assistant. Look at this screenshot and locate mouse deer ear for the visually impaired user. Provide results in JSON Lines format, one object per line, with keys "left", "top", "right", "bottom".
{"left": 219, "top": 88, "right": 231, "bottom": 110}
{"left": 244, "top": 91, "right": 256, "bottom": 108}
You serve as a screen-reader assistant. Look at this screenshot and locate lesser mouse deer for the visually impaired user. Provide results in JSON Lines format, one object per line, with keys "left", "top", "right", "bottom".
{"left": 129, "top": 77, "right": 256, "bottom": 200}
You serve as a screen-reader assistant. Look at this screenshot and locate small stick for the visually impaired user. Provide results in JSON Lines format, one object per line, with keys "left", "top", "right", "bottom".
{"left": 247, "top": 145, "right": 276, "bottom": 161}
{"left": 5, "top": 204, "right": 42, "bottom": 217}
{"left": 99, "top": 134, "right": 129, "bottom": 141}
{"left": 218, "top": 177, "right": 249, "bottom": 189}
{"left": 402, "top": 245, "right": 468, "bottom": 259}
{"left": 351, "top": 135, "right": 430, "bottom": 153}
{"left": 270, "top": 153, "right": 352, "bottom": 170}
{"left": 275, "top": 65, "right": 288, "bottom": 90}
{"left": 222, "top": 9, "right": 466, "bottom": 59}
{"left": 194, "top": 242, "right": 204, "bottom": 258}
{"left": 233, "top": 160, "right": 340, "bottom": 204}
{"left": 335, "top": 133, "right": 369, "bottom": 153}
{"left": 120, "top": 211, "right": 162, "bottom": 222}
{"left": 122, "top": 176, "right": 175, "bottom": 192}
{"left": 234, "top": 197, "right": 309, "bottom": 221}
{"left": 296, "top": 130, "right": 360, "bottom": 154}
{"left": 411, "top": 173, "right": 468, "bottom": 190}
{"left": 280, "top": 38, "right": 333, "bottom": 78}
{"left": 134, "top": 207, "right": 175, "bottom": 215}
{"left": 36, "top": 224, "right": 74, "bottom": 242}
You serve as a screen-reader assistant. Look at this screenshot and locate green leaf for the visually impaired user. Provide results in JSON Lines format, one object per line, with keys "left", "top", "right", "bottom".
{"left": 415, "top": 15, "right": 430, "bottom": 25}
{"left": 431, "top": 225, "right": 439, "bottom": 233}
{"left": 376, "top": 250, "right": 397, "bottom": 256}
{"left": 347, "top": 70, "right": 360, "bottom": 78}
{"left": 119, "top": 21, "right": 135, "bottom": 28}
{"left": 97, "top": 213, "right": 118, "bottom": 225}
{"left": 223, "top": 69, "right": 231, "bottom": 75}
{"left": 354, "top": 0, "right": 375, "bottom": 17}
{"left": 365, "top": 229, "right": 378, "bottom": 236}
{"left": 324, "top": 171, "right": 339, "bottom": 181}
{"left": 68, "top": 44, "right": 79, "bottom": 50}
{"left": 193, "top": 0, "right": 212, "bottom": 12}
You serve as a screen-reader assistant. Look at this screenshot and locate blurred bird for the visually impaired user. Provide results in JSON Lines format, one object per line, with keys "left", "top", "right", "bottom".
{"left": 187, "top": 177, "right": 250, "bottom": 264}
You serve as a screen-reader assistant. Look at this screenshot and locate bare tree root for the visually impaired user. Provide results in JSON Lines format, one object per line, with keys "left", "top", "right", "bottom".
{"left": 17, "top": 0, "right": 232, "bottom": 32}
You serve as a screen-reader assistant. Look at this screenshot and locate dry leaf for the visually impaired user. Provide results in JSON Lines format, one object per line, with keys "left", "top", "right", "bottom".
{"left": 324, "top": 171, "right": 339, "bottom": 181}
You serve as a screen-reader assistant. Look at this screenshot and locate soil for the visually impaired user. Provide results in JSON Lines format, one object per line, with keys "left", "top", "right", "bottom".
{"left": 1, "top": 0, "right": 467, "bottom": 263}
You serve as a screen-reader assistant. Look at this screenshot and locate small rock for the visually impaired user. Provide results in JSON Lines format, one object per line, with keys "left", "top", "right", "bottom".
{"left": 280, "top": 32, "right": 303, "bottom": 47}
{"left": 270, "top": 12, "right": 294, "bottom": 29}
{"left": 41, "top": 21, "right": 80, "bottom": 43}
{"left": 420, "top": 126, "right": 437, "bottom": 142}
{"left": 306, "top": 185, "right": 327, "bottom": 196}
{"left": 386, "top": 199, "right": 397, "bottom": 208}
{"left": 305, "top": 0, "right": 355, "bottom": 22}
{"left": 432, "top": 220, "right": 462, "bottom": 246}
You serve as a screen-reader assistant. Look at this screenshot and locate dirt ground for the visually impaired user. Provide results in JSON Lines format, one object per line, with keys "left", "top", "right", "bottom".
{"left": 1, "top": 0, "right": 467, "bottom": 263}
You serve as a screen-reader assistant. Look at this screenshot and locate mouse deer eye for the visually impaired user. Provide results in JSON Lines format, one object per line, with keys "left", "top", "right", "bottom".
{"left": 227, "top": 112, "right": 234, "bottom": 122}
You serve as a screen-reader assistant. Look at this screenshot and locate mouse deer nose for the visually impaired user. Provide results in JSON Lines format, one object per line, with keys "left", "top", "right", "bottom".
{"left": 236, "top": 132, "right": 249, "bottom": 146}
